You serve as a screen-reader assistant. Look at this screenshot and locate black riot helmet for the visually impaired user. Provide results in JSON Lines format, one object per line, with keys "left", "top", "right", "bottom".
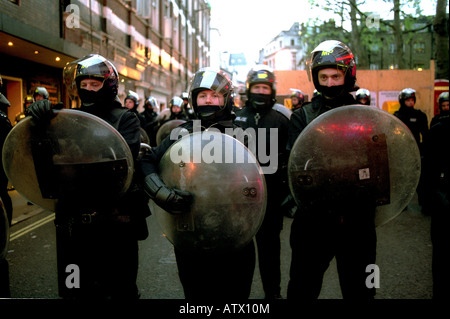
{"left": 125, "top": 90, "right": 139, "bottom": 103}
{"left": 33, "top": 87, "right": 49, "bottom": 100}
{"left": 169, "top": 96, "right": 184, "bottom": 114}
{"left": 245, "top": 65, "right": 276, "bottom": 111}
{"left": 356, "top": 88, "right": 371, "bottom": 106}
{"left": 63, "top": 54, "right": 119, "bottom": 106}
{"left": 144, "top": 96, "right": 159, "bottom": 112}
{"left": 124, "top": 90, "right": 140, "bottom": 109}
{"left": 189, "top": 67, "right": 234, "bottom": 122}
{"left": 181, "top": 92, "right": 189, "bottom": 101}
{"left": 398, "top": 88, "right": 416, "bottom": 107}
{"left": 438, "top": 92, "right": 449, "bottom": 106}
{"left": 290, "top": 89, "right": 305, "bottom": 107}
{"left": 308, "top": 40, "right": 357, "bottom": 99}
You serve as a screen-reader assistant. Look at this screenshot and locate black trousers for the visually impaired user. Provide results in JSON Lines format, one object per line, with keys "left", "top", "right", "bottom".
{"left": 0, "top": 259, "right": 10, "bottom": 298}
{"left": 288, "top": 208, "right": 377, "bottom": 300}
{"left": 174, "top": 240, "right": 256, "bottom": 299}
{"left": 255, "top": 201, "right": 284, "bottom": 298}
{"left": 55, "top": 213, "right": 139, "bottom": 299}
{"left": 430, "top": 191, "right": 450, "bottom": 299}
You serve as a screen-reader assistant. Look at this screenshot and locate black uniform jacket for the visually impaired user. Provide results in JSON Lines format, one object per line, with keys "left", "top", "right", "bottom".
{"left": 234, "top": 103, "right": 289, "bottom": 177}
{"left": 394, "top": 105, "right": 429, "bottom": 148}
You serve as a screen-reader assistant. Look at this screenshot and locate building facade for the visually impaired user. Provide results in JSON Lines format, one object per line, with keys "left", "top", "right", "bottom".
{"left": 258, "top": 22, "right": 307, "bottom": 71}
{"left": 0, "top": 0, "right": 211, "bottom": 124}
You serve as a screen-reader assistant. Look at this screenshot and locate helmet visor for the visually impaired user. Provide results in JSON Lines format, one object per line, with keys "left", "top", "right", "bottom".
{"left": 63, "top": 55, "right": 118, "bottom": 99}
{"left": 190, "top": 68, "right": 231, "bottom": 96}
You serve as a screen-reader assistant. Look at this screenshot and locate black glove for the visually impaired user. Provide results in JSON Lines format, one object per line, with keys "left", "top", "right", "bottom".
{"left": 27, "top": 100, "right": 56, "bottom": 122}
{"left": 144, "top": 173, "right": 193, "bottom": 214}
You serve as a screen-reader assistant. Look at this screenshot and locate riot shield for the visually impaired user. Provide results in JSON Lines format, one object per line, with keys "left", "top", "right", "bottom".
{"left": 273, "top": 103, "right": 292, "bottom": 120}
{"left": 288, "top": 105, "right": 421, "bottom": 226}
{"left": 2, "top": 109, "right": 134, "bottom": 212}
{"left": 150, "top": 131, "right": 267, "bottom": 253}
{"left": 140, "top": 127, "right": 150, "bottom": 145}
{"left": 155, "top": 119, "right": 186, "bottom": 145}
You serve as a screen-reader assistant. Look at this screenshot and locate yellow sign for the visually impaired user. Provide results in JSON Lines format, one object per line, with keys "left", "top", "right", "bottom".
{"left": 257, "top": 73, "right": 268, "bottom": 79}
{"left": 321, "top": 49, "right": 334, "bottom": 56}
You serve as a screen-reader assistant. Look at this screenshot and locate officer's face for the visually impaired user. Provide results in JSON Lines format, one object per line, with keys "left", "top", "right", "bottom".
{"left": 441, "top": 101, "right": 449, "bottom": 111}
{"left": 125, "top": 99, "right": 135, "bottom": 109}
{"left": 404, "top": 98, "right": 415, "bottom": 107}
{"left": 318, "top": 68, "right": 345, "bottom": 87}
{"left": 291, "top": 97, "right": 299, "bottom": 105}
{"left": 80, "top": 79, "right": 104, "bottom": 92}
{"left": 196, "top": 89, "right": 224, "bottom": 106}
{"left": 250, "top": 84, "right": 272, "bottom": 95}
{"left": 359, "top": 98, "right": 368, "bottom": 105}
{"left": 171, "top": 105, "right": 181, "bottom": 113}
{"left": 34, "top": 95, "right": 44, "bottom": 101}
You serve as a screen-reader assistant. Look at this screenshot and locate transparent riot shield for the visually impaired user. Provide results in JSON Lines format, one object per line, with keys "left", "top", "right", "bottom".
{"left": 288, "top": 105, "right": 421, "bottom": 226}
{"left": 155, "top": 119, "right": 186, "bottom": 145}
{"left": 150, "top": 131, "right": 267, "bottom": 253}
{"left": 2, "top": 109, "right": 134, "bottom": 212}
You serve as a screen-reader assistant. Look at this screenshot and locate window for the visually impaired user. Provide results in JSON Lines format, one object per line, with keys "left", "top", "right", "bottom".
{"left": 389, "top": 43, "right": 396, "bottom": 54}
{"left": 413, "top": 42, "right": 425, "bottom": 54}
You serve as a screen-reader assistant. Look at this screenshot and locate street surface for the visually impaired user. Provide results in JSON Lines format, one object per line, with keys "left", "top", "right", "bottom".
{"left": 5, "top": 189, "right": 432, "bottom": 300}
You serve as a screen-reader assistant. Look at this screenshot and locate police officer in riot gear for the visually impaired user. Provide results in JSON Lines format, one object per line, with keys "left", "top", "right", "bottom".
{"left": 33, "top": 87, "right": 49, "bottom": 101}
{"left": 394, "top": 88, "right": 429, "bottom": 154}
{"left": 142, "top": 96, "right": 160, "bottom": 146}
{"left": 422, "top": 91, "right": 449, "bottom": 299}
{"left": 0, "top": 75, "right": 13, "bottom": 226}
{"left": 287, "top": 40, "right": 377, "bottom": 299}
{"left": 234, "top": 65, "right": 289, "bottom": 299}
{"left": 290, "top": 90, "right": 305, "bottom": 111}
{"left": 27, "top": 54, "right": 150, "bottom": 299}
{"left": 430, "top": 91, "right": 449, "bottom": 128}
{"left": 140, "top": 67, "right": 257, "bottom": 299}
{"left": 124, "top": 90, "right": 146, "bottom": 129}
{"left": 181, "top": 91, "right": 196, "bottom": 119}
{"left": 0, "top": 74, "right": 11, "bottom": 297}
{"left": 394, "top": 88, "right": 429, "bottom": 209}
{"left": 167, "top": 96, "right": 188, "bottom": 122}
{"left": 356, "top": 88, "right": 371, "bottom": 106}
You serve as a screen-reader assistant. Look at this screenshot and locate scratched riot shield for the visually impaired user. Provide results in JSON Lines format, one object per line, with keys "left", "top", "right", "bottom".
{"left": 149, "top": 131, "right": 267, "bottom": 253}
{"left": 155, "top": 119, "right": 186, "bottom": 145}
{"left": 2, "top": 109, "right": 134, "bottom": 212}
{"left": 288, "top": 105, "right": 421, "bottom": 226}
{"left": 140, "top": 127, "right": 150, "bottom": 145}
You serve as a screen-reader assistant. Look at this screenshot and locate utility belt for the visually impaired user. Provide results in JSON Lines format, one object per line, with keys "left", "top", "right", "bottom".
{"left": 55, "top": 205, "right": 148, "bottom": 240}
{"left": 77, "top": 211, "right": 131, "bottom": 225}
{"left": 56, "top": 207, "right": 131, "bottom": 226}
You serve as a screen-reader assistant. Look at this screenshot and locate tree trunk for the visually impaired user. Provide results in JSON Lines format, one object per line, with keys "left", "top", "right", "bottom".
{"left": 434, "top": 0, "right": 449, "bottom": 79}
{"left": 393, "top": 0, "right": 406, "bottom": 69}
{"left": 349, "top": 0, "right": 368, "bottom": 68}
